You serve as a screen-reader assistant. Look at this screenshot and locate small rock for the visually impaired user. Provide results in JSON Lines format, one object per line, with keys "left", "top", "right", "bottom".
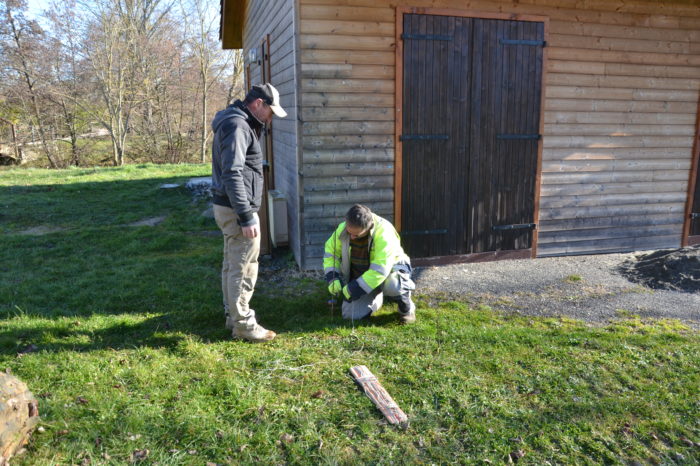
{"left": 186, "top": 177, "right": 213, "bottom": 200}
{"left": 129, "top": 216, "right": 167, "bottom": 227}
{"left": 160, "top": 183, "right": 180, "bottom": 189}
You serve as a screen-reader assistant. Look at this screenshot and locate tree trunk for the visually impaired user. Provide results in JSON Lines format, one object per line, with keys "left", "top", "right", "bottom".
{"left": 0, "top": 373, "right": 39, "bottom": 465}
{"left": 200, "top": 88, "right": 207, "bottom": 163}
{"left": 28, "top": 87, "right": 59, "bottom": 169}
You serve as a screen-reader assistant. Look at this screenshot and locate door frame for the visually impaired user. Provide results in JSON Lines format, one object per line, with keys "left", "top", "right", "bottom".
{"left": 682, "top": 94, "right": 700, "bottom": 246}
{"left": 394, "top": 6, "right": 549, "bottom": 263}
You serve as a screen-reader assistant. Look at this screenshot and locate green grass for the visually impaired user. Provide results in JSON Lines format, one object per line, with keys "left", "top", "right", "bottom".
{"left": 2, "top": 165, "right": 699, "bottom": 465}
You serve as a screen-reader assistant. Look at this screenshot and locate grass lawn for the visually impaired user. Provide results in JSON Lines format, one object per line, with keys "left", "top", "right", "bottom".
{"left": 1, "top": 165, "right": 699, "bottom": 465}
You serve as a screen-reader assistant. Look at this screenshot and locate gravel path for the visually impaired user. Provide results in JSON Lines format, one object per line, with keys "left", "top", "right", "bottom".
{"left": 413, "top": 251, "right": 700, "bottom": 329}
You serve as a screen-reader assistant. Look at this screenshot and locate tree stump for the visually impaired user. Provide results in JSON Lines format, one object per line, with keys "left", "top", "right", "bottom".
{"left": 0, "top": 373, "right": 39, "bottom": 465}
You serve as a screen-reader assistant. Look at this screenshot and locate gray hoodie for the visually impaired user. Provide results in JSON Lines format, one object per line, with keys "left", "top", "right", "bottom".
{"left": 210, "top": 100, "right": 264, "bottom": 227}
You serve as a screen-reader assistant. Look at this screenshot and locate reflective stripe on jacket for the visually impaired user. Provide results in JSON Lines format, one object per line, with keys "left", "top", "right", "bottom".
{"left": 323, "top": 213, "right": 410, "bottom": 300}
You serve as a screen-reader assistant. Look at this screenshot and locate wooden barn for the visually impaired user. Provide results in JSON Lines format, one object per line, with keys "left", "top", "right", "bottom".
{"left": 219, "top": 0, "right": 700, "bottom": 269}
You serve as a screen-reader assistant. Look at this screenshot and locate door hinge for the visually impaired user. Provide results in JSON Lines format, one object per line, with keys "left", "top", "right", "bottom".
{"left": 499, "top": 39, "right": 546, "bottom": 47}
{"left": 497, "top": 134, "right": 541, "bottom": 140}
{"left": 492, "top": 223, "right": 536, "bottom": 231}
{"left": 400, "top": 134, "right": 449, "bottom": 141}
{"left": 401, "top": 229, "right": 448, "bottom": 236}
{"left": 402, "top": 33, "right": 452, "bottom": 41}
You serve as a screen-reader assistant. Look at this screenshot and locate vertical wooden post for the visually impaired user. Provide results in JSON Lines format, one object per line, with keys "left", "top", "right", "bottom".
{"left": 681, "top": 94, "right": 700, "bottom": 246}
{"left": 394, "top": 8, "right": 406, "bottom": 231}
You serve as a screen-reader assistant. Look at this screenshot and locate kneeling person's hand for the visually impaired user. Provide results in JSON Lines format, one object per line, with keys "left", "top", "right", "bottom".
{"left": 342, "top": 285, "right": 352, "bottom": 302}
{"left": 328, "top": 279, "right": 342, "bottom": 296}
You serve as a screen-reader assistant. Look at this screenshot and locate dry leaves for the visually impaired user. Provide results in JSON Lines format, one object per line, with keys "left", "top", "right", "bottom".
{"left": 130, "top": 449, "right": 149, "bottom": 462}
{"left": 509, "top": 449, "right": 526, "bottom": 463}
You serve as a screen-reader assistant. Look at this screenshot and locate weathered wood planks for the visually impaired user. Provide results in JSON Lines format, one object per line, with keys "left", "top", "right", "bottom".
{"left": 348, "top": 365, "right": 408, "bottom": 427}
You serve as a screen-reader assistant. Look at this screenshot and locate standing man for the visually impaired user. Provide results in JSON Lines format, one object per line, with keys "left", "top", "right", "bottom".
{"left": 324, "top": 204, "right": 417, "bottom": 323}
{"left": 211, "top": 83, "right": 287, "bottom": 342}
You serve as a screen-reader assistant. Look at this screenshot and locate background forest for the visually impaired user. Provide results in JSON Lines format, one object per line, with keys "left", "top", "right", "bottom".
{"left": 0, "top": 0, "right": 243, "bottom": 168}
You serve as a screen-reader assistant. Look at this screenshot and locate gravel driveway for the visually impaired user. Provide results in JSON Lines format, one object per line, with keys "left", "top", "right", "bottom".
{"left": 413, "top": 251, "right": 700, "bottom": 329}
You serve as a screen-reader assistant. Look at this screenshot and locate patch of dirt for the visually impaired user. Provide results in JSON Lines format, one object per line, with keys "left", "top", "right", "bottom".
{"left": 17, "top": 226, "right": 66, "bottom": 235}
{"left": 256, "top": 250, "right": 323, "bottom": 297}
{"left": 128, "top": 216, "right": 167, "bottom": 227}
{"left": 618, "top": 246, "right": 700, "bottom": 293}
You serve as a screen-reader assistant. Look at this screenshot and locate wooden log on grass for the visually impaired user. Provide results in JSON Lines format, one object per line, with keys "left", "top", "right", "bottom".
{"left": 0, "top": 373, "right": 39, "bottom": 465}
{"left": 349, "top": 365, "right": 407, "bottom": 427}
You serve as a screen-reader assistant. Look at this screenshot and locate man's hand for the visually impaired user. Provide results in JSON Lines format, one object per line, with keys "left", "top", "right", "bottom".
{"left": 242, "top": 224, "right": 259, "bottom": 238}
{"left": 342, "top": 285, "right": 352, "bottom": 302}
{"left": 328, "top": 279, "right": 342, "bottom": 296}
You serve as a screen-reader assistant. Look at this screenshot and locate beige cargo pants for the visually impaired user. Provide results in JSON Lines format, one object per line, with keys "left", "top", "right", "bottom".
{"left": 213, "top": 205, "right": 260, "bottom": 331}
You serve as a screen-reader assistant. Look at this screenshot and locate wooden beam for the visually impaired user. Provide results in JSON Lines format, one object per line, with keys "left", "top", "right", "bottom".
{"left": 220, "top": 0, "right": 245, "bottom": 49}
{"left": 394, "top": 7, "right": 404, "bottom": 231}
{"left": 348, "top": 365, "right": 408, "bottom": 427}
{"left": 532, "top": 16, "right": 549, "bottom": 258}
{"left": 412, "top": 249, "right": 533, "bottom": 267}
{"left": 681, "top": 93, "right": 700, "bottom": 246}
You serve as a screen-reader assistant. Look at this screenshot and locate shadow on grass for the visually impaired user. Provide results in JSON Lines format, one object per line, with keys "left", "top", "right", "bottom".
{"left": 1, "top": 171, "right": 405, "bottom": 355}
{"left": 1, "top": 176, "right": 207, "bottom": 233}
{"left": 0, "top": 289, "right": 403, "bottom": 355}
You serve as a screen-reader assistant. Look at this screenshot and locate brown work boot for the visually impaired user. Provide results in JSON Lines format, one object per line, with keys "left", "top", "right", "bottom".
{"left": 232, "top": 324, "right": 276, "bottom": 342}
{"left": 398, "top": 300, "right": 416, "bottom": 324}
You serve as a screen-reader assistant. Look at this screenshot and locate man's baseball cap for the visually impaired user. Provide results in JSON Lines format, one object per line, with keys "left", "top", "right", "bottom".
{"left": 249, "top": 83, "right": 287, "bottom": 118}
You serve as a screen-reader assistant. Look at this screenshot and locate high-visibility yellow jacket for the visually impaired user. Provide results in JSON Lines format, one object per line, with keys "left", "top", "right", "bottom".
{"left": 323, "top": 213, "right": 410, "bottom": 300}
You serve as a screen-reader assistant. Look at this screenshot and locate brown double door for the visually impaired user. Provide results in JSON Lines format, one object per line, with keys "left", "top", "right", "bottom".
{"left": 400, "top": 14, "right": 544, "bottom": 258}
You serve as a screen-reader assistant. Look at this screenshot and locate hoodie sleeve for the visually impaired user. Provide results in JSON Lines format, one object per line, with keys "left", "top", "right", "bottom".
{"left": 220, "top": 125, "right": 256, "bottom": 226}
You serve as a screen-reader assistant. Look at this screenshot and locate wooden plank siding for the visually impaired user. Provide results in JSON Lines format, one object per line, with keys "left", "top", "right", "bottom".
{"left": 243, "top": 0, "right": 302, "bottom": 263}
{"left": 297, "top": 0, "right": 700, "bottom": 266}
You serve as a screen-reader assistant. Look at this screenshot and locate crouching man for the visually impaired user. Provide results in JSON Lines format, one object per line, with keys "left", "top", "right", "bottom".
{"left": 323, "top": 204, "right": 416, "bottom": 323}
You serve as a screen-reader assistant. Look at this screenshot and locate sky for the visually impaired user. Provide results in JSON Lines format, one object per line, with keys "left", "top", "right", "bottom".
{"left": 25, "top": 0, "right": 53, "bottom": 25}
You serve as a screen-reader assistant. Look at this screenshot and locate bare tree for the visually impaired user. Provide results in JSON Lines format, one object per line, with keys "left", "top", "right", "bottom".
{"left": 226, "top": 50, "right": 245, "bottom": 106}
{"left": 45, "top": 0, "right": 90, "bottom": 166}
{"left": 179, "top": 0, "right": 233, "bottom": 162}
{"left": 77, "top": 0, "right": 173, "bottom": 165}
{"left": 0, "top": 0, "right": 59, "bottom": 167}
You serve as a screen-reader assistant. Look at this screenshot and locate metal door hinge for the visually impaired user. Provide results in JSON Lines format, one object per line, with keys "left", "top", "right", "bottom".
{"left": 492, "top": 223, "right": 536, "bottom": 231}
{"left": 400, "top": 134, "right": 449, "bottom": 141}
{"left": 402, "top": 33, "right": 452, "bottom": 41}
{"left": 401, "top": 229, "right": 448, "bottom": 236}
{"left": 499, "top": 39, "right": 546, "bottom": 47}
